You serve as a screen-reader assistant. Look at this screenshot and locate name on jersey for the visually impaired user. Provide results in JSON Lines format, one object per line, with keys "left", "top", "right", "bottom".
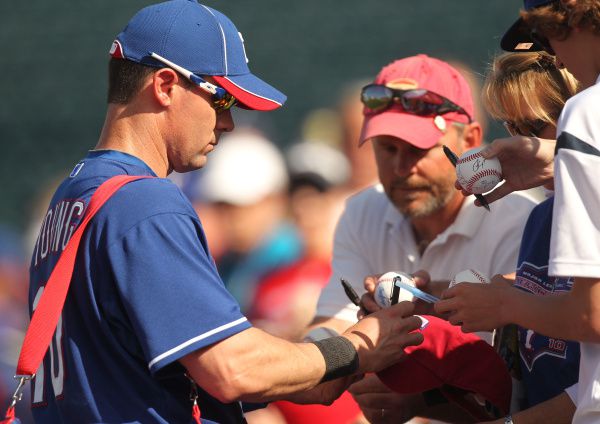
{"left": 32, "top": 199, "right": 85, "bottom": 267}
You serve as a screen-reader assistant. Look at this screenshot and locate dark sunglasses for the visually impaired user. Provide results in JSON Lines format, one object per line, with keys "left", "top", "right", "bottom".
{"left": 503, "top": 119, "right": 548, "bottom": 137}
{"left": 530, "top": 29, "right": 555, "bottom": 55}
{"left": 361, "top": 84, "right": 472, "bottom": 122}
{"left": 150, "top": 52, "right": 237, "bottom": 113}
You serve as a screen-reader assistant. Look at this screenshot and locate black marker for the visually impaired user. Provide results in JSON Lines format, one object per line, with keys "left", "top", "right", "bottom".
{"left": 340, "top": 278, "right": 361, "bottom": 306}
{"left": 442, "top": 145, "right": 491, "bottom": 212}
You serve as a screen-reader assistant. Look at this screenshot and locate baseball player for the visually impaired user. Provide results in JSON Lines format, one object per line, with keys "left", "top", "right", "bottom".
{"left": 306, "top": 55, "right": 538, "bottom": 423}
{"left": 437, "top": 1, "right": 600, "bottom": 423}
{"left": 26, "top": 2, "right": 425, "bottom": 423}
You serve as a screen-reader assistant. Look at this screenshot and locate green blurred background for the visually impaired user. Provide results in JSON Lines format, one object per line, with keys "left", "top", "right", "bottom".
{"left": 1, "top": 0, "right": 521, "bottom": 231}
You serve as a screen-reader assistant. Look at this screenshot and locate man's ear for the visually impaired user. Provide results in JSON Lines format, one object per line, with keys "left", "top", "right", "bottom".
{"left": 460, "top": 121, "right": 483, "bottom": 151}
{"left": 152, "top": 68, "right": 180, "bottom": 106}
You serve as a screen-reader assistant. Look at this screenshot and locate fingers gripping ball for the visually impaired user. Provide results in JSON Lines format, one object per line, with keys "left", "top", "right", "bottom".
{"left": 449, "top": 269, "right": 490, "bottom": 289}
{"left": 375, "top": 272, "right": 415, "bottom": 308}
{"left": 456, "top": 147, "right": 503, "bottom": 194}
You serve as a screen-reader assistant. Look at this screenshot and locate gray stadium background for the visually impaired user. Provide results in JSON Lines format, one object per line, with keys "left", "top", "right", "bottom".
{"left": 1, "top": 0, "right": 521, "bottom": 230}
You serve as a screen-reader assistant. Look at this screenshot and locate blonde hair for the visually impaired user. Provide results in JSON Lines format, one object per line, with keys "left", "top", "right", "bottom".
{"left": 482, "top": 52, "right": 579, "bottom": 126}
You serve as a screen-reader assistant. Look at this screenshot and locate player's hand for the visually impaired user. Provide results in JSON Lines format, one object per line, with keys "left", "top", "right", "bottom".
{"left": 455, "top": 136, "right": 555, "bottom": 205}
{"left": 359, "top": 274, "right": 384, "bottom": 317}
{"left": 434, "top": 280, "right": 515, "bottom": 332}
{"left": 343, "top": 302, "right": 424, "bottom": 374}
{"left": 359, "top": 271, "right": 433, "bottom": 318}
{"left": 348, "top": 374, "right": 424, "bottom": 423}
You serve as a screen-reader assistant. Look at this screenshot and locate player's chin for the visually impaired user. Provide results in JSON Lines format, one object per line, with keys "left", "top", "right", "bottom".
{"left": 174, "top": 156, "right": 208, "bottom": 173}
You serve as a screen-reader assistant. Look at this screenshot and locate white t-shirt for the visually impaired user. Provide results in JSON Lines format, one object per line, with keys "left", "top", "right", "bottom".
{"left": 316, "top": 184, "right": 537, "bottom": 323}
{"left": 551, "top": 75, "right": 600, "bottom": 424}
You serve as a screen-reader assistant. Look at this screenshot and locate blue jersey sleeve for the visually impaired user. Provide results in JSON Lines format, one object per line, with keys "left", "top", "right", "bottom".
{"left": 106, "top": 212, "right": 251, "bottom": 374}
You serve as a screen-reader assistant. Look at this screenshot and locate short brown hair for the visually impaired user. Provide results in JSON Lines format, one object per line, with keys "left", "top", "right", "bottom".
{"left": 107, "top": 58, "right": 157, "bottom": 104}
{"left": 107, "top": 58, "right": 193, "bottom": 104}
{"left": 482, "top": 51, "right": 579, "bottom": 126}
{"left": 522, "top": 0, "right": 600, "bottom": 40}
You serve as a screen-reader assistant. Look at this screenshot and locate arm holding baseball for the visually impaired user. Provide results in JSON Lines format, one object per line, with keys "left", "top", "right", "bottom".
{"left": 481, "top": 391, "right": 575, "bottom": 424}
{"left": 457, "top": 136, "right": 555, "bottom": 205}
{"left": 436, "top": 276, "right": 600, "bottom": 342}
{"left": 181, "top": 302, "right": 424, "bottom": 404}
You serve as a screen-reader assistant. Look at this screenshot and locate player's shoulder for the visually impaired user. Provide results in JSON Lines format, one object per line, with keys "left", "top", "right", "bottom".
{"left": 102, "top": 177, "right": 196, "bottom": 221}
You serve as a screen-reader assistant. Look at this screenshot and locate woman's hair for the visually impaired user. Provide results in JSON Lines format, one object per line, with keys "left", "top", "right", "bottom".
{"left": 522, "top": 0, "right": 600, "bottom": 41}
{"left": 482, "top": 51, "right": 579, "bottom": 126}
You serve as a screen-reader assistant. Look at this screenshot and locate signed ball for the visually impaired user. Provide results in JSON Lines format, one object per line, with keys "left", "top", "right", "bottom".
{"left": 456, "top": 146, "right": 502, "bottom": 194}
{"left": 449, "top": 269, "right": 490, "bottom": 289}
{"left": 375, "top": 271, "right": 415, "bottom": 308}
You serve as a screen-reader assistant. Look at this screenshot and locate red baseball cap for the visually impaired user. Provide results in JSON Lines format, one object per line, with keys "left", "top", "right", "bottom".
{"left": 377, "top": 315, "right": 511, "bottom": 419}
{"left": 359, "top": 55, "right": 474, "bottom": 148}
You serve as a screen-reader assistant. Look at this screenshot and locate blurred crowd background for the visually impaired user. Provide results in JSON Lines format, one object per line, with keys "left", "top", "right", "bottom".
{"left": 1, "top": 1, "right": 522, "bottom": 422}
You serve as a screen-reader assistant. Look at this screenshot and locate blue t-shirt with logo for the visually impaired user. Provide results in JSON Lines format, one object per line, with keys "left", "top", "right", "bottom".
{"left": 29, "top": 150, "right": 251, "bottom": 423}
{"left": 514, "top": 196, "right": 579, "bottom": 408}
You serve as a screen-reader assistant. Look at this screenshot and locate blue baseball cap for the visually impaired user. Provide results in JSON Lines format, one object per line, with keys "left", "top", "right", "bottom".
{"left": 109, "top": 0, "right": 286, "bottom": 111}
{"left": 501, "top": 0, "right": 556, "bottom": 52}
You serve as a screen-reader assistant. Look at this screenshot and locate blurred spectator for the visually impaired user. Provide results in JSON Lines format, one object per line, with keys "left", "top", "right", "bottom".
{"left": 338, "top": 79, "right": 379, "bottom": 192}
{"left": 197, "top": 129, "right": 302, "bottom": 312}
{"left": 249, "top": 141, "right": 364, "bottom": 424}
{"left": 0, "top": 224, "right": 33, "bottom": 423}
{"left": 248, "top": 141, "right": 349, "bottom": 340}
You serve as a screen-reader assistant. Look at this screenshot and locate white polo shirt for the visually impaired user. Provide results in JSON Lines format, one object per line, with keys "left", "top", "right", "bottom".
{"left": 551, "top": 75, "right": 600, "bottom": 424}
{"left": 316, "top": 184, "right": 537, "bottom": 323}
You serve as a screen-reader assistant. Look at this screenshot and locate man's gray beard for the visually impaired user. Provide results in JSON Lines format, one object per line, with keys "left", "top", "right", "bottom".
{"left": 395, "top": 182, "right": 457, "bottom": 219}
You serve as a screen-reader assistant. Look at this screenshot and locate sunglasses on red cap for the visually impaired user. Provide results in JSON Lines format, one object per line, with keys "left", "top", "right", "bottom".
{"left": 361, "top": 84, "right": 472, "bottom": 123}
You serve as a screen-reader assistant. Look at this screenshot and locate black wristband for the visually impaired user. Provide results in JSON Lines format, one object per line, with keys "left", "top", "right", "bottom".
{"left": 311, "top": 336, "right": 359, "bottom": 382}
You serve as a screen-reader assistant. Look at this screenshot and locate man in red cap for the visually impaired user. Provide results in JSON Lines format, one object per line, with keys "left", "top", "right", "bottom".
{"left": 307, "top": 54, "right": 538, "bottom": 423}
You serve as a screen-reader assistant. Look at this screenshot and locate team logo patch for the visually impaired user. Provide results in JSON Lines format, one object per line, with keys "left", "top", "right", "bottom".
{"left": 69, "top": 162, "right": 85, "bottom": 178}
{"left": 385, "top": 78, "right": 418, "bottom": 90}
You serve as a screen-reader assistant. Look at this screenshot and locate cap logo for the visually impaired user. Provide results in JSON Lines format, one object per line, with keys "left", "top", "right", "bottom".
{"left": 385, "top": 78, "right": 418, "bottom": 90}
{"left": 515, "top": 42, "right": 534, "bottom": 50}
{"left": 109, "top": 40, "right": 124, "bottom": 58}
{"left": 238, "top": 32, "right": 249, "bottom": 64}
{"left": 434, "top": 116, "right": 447, "bottom": 132}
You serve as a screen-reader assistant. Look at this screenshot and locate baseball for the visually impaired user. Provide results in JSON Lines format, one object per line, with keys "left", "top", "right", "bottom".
{"left": 456, "top": 146, "right": 503, "bottom": 194}
{"left": 449, "top": 269, "right": 490, "bottom": 288}
{"left": 375, "top": 271, "right": 415, "bottom": 308}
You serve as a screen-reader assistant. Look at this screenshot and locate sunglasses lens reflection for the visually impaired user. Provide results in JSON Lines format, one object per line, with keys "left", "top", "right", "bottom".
{"left": 362, "top": 85, "right": 393, "bottom": 111}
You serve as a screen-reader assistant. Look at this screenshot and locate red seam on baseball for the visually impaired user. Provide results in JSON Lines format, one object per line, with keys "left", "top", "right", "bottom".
{"left": 465, "top": 170, "right": 502, "bottom": 192}
{"left": 470, "top": 269, "right": 488, "bottom": 284}
{"left": 457, "top": 151, "right": 483, "bottom": 164}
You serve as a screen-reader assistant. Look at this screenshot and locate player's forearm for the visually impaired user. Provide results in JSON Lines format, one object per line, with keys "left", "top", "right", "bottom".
{"left": 484, "top": 391, "right": 574, "bottom": 424}
{"left": 182, "top": 327, "right": 328, "bottom": 403}
{"left": 508, "top": 277, "right": 600, "bottom": 342}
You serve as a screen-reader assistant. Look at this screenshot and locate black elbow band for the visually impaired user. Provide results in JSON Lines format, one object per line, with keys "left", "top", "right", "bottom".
{"left": 311, "top": 336, "right": 359, "bottom": 382}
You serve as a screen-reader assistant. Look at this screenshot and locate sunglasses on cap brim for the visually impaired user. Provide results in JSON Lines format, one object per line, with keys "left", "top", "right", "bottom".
{"left": 361, "top": 84, "right": 472, "bottom": 123}
{"left": 149, "top": 52, "right": 237, "bottom": 112}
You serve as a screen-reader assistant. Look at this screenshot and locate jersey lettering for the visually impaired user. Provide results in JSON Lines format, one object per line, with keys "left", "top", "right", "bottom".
{"left": 33, "top": 200, "right": 84, "bottom": 267}
{"left": 31, "top": 286, "right": 66, "bottom": 405}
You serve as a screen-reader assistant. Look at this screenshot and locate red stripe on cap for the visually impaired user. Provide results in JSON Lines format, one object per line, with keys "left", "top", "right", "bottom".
{"left": 213, "top": 76, "right": 282, "bottom": 111}
{"left": 109, "top": 40, "right": 124, "bottom": 59}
